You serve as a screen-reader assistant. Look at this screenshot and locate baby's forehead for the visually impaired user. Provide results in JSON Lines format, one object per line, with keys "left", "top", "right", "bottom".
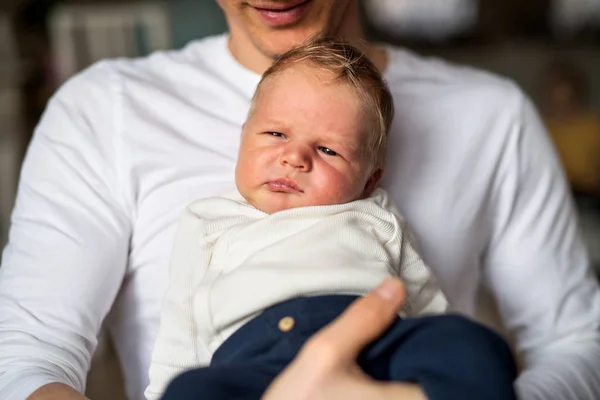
{"left": 259, "top": 66, "right": 331, "bottom": 94}
{"left": 255, "top": 63, "right": 365, "bottom": 108}
{"left": 255, "top": 69, "right": 371, "bottom": 123}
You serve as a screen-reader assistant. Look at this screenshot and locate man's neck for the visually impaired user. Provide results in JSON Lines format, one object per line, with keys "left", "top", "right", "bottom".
{"left": 228, "top": 35, "right": 388, "bottom": 76}
{"left": 226, "top": 6, "right": 388, "bottom": 75}
{"left": 227, "top": 33, "right": 275, "bottom": 75}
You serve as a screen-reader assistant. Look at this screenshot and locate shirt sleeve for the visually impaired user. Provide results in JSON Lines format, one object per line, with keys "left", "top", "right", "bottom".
{"left": 382, "top": 190, "right": 449, "bottom": 316}
{"left": 397, "top": 230, "right": 449, "bottom": 316}
{"left": 483, "top": 90, "right": 600, "bottom": 400}
{"left": 0, "top": 62, "right": 131, "bottom": 399}
{"left": 145, "top": 206, "right": 212, "bottom": 400}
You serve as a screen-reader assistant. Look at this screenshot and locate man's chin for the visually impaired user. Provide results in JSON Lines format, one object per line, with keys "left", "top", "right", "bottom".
{"left": 252, "top": 28, "right": 324, "bottom": 59}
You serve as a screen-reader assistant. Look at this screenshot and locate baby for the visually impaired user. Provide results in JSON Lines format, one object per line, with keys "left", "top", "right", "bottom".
{"left": 146, "top": 39, "right": 516, "bottom": 400}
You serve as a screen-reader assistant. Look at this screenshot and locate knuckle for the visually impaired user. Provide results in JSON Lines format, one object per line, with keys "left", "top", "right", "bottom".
{"left": 303, "top": 336, "right": 339, "bottom": 366}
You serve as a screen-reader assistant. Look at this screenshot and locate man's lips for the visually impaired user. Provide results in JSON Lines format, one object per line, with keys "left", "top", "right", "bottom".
{"left": 265, "top": 179, "right": 303, "bottom": 193}
{"left": 251, "top": 0, "right": 308, "bottom": 11}
{"left": 251, "top": 0, "right": 311, "bottom": 27}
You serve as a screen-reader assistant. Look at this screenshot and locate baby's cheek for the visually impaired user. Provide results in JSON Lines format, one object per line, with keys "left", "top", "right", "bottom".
{"left": 315, "top": 176, "right": 359, "bottom": 204}
{"left": 339, "top": 173, "right": 369, "bottom": 202}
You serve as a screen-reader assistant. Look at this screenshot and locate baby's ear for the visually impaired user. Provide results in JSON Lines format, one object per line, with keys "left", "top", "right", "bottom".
{"left": 362, "top": 169, "right": 383, "bottom": 198}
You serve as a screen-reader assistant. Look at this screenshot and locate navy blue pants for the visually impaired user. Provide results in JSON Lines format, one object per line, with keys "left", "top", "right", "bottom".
{"left": 162, "top": 295, "right": 517, "bottom": 400}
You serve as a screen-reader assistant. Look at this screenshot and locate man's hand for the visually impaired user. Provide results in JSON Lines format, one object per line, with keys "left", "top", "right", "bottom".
{"left": 262, "top": 278, "right": 427, "bottom": 400}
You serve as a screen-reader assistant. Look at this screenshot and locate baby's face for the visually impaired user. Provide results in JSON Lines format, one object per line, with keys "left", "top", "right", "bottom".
{"left": 235, "top": 65, "right": 379, "bottom": 214}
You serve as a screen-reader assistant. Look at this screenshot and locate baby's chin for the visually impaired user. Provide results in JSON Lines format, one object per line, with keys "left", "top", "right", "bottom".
{"left": 243, "top": 186, "right": 362, "bottom": 214}
{"left": 247, "top": 193, "right": 310, "bottom": 214}
{"left": 253, "top": 196, "right": 355, "bottom": 215}
{"left": 253, "top": 198, "right": 303, "bottom": 215}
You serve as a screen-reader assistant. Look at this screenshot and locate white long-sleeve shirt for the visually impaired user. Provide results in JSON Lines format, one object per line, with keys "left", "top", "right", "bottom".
{"left": 145, "top": 189, "right": 448, "bottom": 400}
{"left": 0, "top": 33, "right": 599, "bottom": 400}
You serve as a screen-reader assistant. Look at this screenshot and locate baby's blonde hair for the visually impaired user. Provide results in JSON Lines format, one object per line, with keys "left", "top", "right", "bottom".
{"left": 250, "top": 37, "right": 394, "bottom": 171}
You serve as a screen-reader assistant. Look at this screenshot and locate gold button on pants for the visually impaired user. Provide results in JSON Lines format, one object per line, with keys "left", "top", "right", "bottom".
{"left": 278, "top": 316, "right": 295, "bottom": 332}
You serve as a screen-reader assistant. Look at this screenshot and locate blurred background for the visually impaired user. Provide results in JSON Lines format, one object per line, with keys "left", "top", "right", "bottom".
{"left": 1, "top": 0, "right": 599, "bottom": 398}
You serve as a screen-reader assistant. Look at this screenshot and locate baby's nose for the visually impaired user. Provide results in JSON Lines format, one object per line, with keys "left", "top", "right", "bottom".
{"left": 280, "top": 143, "right": 312, "bottom": 171}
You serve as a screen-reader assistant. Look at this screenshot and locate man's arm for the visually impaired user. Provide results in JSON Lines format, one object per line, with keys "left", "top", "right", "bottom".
{"left": 28, "top": 383, "right": 87, "bottom": 400}
{"left": 0, "top": 62, "right": 131, "bottom": 399}
{"left": 483, "top": 90, "right": 600, "bottom": 399}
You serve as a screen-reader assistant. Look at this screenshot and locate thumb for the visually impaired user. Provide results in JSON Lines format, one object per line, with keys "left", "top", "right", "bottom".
{"left": 307, "top": 278, "right": 406, "bottom": 363}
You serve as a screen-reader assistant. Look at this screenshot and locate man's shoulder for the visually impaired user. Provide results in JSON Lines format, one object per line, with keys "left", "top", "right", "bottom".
{"left": 384, "top": 46, "right": 522, "bottom": 107}
{"left": 56, "top": 34, "right": 229, "bottom": 99}
{"left": 112, "top": 33, "right": 228, "bottom": 77}
{"left": 383, "top": 45, "right": 531, "bottom": 148}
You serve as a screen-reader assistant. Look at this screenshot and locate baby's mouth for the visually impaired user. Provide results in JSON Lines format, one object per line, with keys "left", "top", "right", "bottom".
{"left": 265, "top": 179, "right": 303, "bottom": 193}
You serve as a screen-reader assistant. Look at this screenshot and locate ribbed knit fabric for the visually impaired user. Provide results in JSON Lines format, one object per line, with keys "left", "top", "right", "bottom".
{"left": 145, "top": 188, "right": 447, "bottom": 399}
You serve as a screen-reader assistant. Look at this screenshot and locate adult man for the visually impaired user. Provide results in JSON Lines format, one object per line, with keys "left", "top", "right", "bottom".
{"left": 1, "top": 1, "right": 599, "bottom": 399}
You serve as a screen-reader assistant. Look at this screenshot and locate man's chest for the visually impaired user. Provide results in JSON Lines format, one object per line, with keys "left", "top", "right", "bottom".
{"left": 121, "top": 103, "right": 492, "bottom": 313}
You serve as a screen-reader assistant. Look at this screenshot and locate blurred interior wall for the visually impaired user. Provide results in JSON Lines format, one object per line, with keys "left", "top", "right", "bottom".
{"left": 169, "top": 0, "right": 227, "bottom": 49}
{"left": 1, "top": 13, "right": 24, "bottom": 247}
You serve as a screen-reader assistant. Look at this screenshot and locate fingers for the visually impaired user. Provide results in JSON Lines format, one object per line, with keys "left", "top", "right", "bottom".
{"left": 304, "top": 278, "right": 406, "bottom": 364}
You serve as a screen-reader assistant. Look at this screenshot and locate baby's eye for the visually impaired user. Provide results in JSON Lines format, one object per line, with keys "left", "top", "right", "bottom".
{"left": 318, "top": 147, "right": 338, "bottom": 156}
{"left": 267, "top": 132, "right": 286, "bottom": 138}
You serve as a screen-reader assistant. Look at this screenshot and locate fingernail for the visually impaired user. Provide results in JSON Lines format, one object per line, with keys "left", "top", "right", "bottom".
{"left": 374, "top": 279, "right": 403, "bottom": 302}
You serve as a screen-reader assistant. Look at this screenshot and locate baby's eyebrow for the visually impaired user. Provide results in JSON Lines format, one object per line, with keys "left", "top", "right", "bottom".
{"left": 255, "top": 115, "right": 289, "bottom": 129}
